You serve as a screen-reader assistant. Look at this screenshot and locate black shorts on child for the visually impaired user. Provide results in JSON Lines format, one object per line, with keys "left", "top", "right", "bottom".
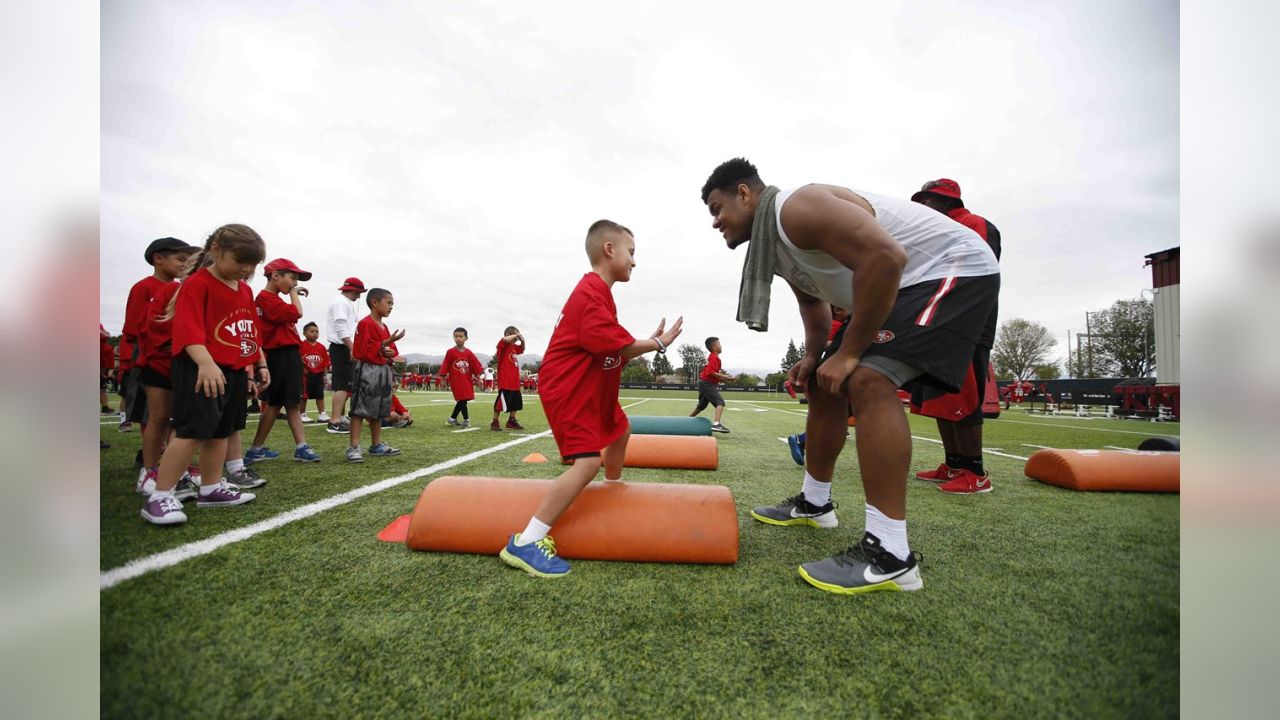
{"left": 329, "top": 342, "right": 353, "bottom": 392}
{"left": 350, "top": 362, "right": 393, "bottom": 420}
{"left": 305, "top": 372, "right": 325, "bottom": 401}
{"left": 170, "top": 354, "right": 249, "bottom": 440}
{"left": 138, "top": 365, "right": 172, "bottom": 391}
{"left": 263, "top": 346, "right": 304, "bottom": 408}
{"left": 494, "top": 389, "right": 523, "bottom": 413}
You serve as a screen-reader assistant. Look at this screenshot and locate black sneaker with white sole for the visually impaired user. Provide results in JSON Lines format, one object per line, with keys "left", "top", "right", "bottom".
{"left": 749, "top": 494, "right": 838, "bottom": 528}
{"left": 711, "top": 423, "right": 731, "bottom": 433}
{"left": 798, "top": 532, "right": 923, "bottom": 595}
{"left": 325, "top": 421, "right": 350, "bottom": 434}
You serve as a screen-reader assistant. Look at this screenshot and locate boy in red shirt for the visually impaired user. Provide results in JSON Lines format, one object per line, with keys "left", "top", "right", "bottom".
{"left": 385, "top": 394, "right": 414, "bottom": 428}
{"left": 299, "top": 321, "right": 331, "bottom": 423}
{"left": 440, "top": 327, "right": 482, "bottom": 427}
{"left": 247, "top": 259, "right": 320, "bottom": 464}
{"left": 490, "top": 326, "right": 526, "bottom": 431}
{"left": 688, "top": 336, "right": 734, "bottom": 433}
{"left": 347, "top": 288, "right": 406, "bottom": 462}
{"left": 500, "top": 220, "right": 683, "bottom": 578}
{"left": 141, "top": 224, "right": 266, "bottom": 526}
{"left": 121, "top": 237, "right": 200, "bottom": 432}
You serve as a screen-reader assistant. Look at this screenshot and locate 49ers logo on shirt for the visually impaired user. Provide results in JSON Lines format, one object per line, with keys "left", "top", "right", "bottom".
{"left": 453, "top": 359, "right": 471, "bottom": 373}
{"left": 216, "top": 310, "right": 260, "bottom": 358}
{"left": 602, "top": 355, "right": 622, "bottom": 371}
{"left": 873, "top": 330, "right": 895, "bottom": 344}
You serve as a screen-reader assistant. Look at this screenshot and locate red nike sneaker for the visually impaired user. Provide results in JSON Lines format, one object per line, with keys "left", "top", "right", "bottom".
{"left": 938, "top": 469, "right": 993, "bottom": 494}
{"left": 915, "top": 463, "right": 958, "bottom": 482}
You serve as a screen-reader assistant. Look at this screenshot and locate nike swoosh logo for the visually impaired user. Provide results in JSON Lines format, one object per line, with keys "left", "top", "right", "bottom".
{"left": 976, "top": 477, "right": 990, "bottom": 487}
{"left": 863, "top": 565, "right": 910, "bottom": 584}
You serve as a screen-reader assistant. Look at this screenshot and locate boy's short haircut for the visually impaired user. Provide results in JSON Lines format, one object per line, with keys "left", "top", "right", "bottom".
{"left": 700, "top": 157, "right": 764, "bottom": 203}
{"left": 705, "top": 336, "right": 719, "bottom": 351}
{"left": 504, "top": 325, "right": 518, "bottom": 335}
{"left": 366, "top": 288, "right": 391, "bottom": 307}
{"left": 303, "top": 321, "right": 318, "bottom": 331}
{"left": 585, "top": 219, "right": 633, "bottom": 263}
{"left": 453, "top": 327, "right": 468, "bottom": 337}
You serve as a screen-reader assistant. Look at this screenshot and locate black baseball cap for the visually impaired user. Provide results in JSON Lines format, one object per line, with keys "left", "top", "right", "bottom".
{"left": 143, "top": 237, "right": 201, "bottom": 266}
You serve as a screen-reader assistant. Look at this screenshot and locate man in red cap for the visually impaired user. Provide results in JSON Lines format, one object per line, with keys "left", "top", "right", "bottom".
{"left": 247, "top": 258, "right": 322, "bottom": 463}
{"left": 910, "top": 179, "right": 1003, "bottom": 494}
{"left": 325, "top": 276, "right": 367, "bottom": 433}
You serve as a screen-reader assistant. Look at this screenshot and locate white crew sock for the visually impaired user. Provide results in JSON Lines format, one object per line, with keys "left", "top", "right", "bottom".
{"left": 865, "top": 504, "right": 909, "bottom": 561}
{"left": 297, "top": 442, "right": 308, "bottom": 450}
{"left": 199, "top": 481, "right": 224, "bottom": 497}
{"left": 225, "top": 458, "right": 245, "bottom": 473}
{"left": 517, "top": 517, "right": 551, "bottom": 546}
{"left": 801, "top": 472, "right": 831, "bottom": 507}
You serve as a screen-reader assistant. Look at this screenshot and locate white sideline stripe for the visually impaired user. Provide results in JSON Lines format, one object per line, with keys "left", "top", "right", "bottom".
{"left": 452, "top": 427, "right": 481, "bottom": 433}
{"left": 1104, "top": 445, "right": 1131, "bottom": 451}
{"left": 100, "top": 430, "right": 553, "bottom": 590}
{"left": 996, "top": 419, "right": 1178, "bottom": 437}
{"left": 777, "top": 437, "right": 788, "bottom": 443}
{"left": 101, "top": 397, "right": 649, "bottom": 589}
{"left": 913, "top": 435, "right": 1030, "bottom": 461}
{"left": 1022, "top": 443, "right": 1053, "bottom": 449}
{"left": 742, "top": 401, "right": 807, "bottom": 418}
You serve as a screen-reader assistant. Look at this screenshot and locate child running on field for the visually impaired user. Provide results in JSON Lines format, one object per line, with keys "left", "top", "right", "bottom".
{"left": 688, "top": 336, "right": 733, "bottom": 433}
{"left": 140, "top": 224, "right": 267, "bottom": 526}
{"left": 346, "top": 288, "right": 406, "bottom": 462}
{"left": 500, "top": 219, "right": 682, "bottom": 578}
{"left": 490, "top": 325, "right": 526, "bottom": 431}
{"left": 440, "top": 327, "right": 482, "bottom": 427}
{"left": 299, "top": 322, "right": 331, "bottom": 423}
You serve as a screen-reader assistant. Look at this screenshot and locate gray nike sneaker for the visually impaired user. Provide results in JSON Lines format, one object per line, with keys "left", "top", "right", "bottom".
{"left": 798, "top": 532, "right": 923, "bottom": 594}
{"left": 749, "top": 494, "right": 838, "bottom": 528}
{"left": 225, "top": 466, "right": 267, "bottom": 489}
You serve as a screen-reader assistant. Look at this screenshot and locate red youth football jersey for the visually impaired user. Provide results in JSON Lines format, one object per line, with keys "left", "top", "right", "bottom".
{"left": 495, "top": 337, "right": 523, "bottom": 391}
{"left": 255, "top": 290, "right": 303, "bottom": 349}
{"left": 539, "top": 273, "right": 635, "bottom": 457}
{"left": 441, "top": 346, "right": 482, "bottom": 401}
{"left": 142, "top": 282, "right": 180, "bottom": 377}
{"left": 353, "top": 315, "right": 394, "bottom": 365}
{"left": 299, "top": 340, "right": 330, "bottom": 374}
{"left": 699, "top": 352, "right": 722, "bottom": 382}
{"left": 171, "top": 267, "right": 262, "bottom": 369}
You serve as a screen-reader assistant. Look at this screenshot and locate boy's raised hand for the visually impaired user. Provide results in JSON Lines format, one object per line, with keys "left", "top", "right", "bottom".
{"left": 657, "top": 316, "right": 684, "bottom": 348}
{"left": 388, "top": 328, "right": 406, "bottom": 343}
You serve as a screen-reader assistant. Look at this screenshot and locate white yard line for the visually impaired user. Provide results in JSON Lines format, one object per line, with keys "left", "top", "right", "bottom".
{"left": 914, "top": 435, "right": 1030, "bottom": 461}
{"left": 995, "top": 418, "right": 1177, "bottom": 437}
{"left": 100, "top": 430, "right": 553, "bottom": 590}
{"left": 451, "top": 427, "right": 482, "bottom": 433}
{"left": 1022, "top": 443, "right": 1054, "bottom": 449}
{"left": 101, "top": 399, "right": 650, "bottom": 590}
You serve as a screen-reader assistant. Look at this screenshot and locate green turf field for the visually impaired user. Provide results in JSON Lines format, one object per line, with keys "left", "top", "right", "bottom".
{"left": 100, "top": 390, "right": 1178, "bottom": 718}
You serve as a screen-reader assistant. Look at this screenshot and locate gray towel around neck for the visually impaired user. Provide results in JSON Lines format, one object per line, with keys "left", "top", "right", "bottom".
{"left": 735, "top": 184, "right": 781, "bottom": 332}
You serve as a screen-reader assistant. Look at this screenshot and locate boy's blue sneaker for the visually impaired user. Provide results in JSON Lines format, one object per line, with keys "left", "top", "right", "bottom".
{"left": 293, "top": 444, "right": 321, "bottom": 463}
{"left": 500, "top": 533, "right": 570, "bottom": 578}
{"left": 368, "top": 442, "right": 401, "bottom": 456}
{"left": 788, "top": 433, "right": 807, "bottom": 466}
{"left": 244, "top": 446, "right": 280, "bottom": 465}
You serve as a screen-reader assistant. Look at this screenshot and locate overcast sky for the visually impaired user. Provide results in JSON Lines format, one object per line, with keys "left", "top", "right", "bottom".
{"left": 100, "top": 0, "right": 1178, "bottom": 374}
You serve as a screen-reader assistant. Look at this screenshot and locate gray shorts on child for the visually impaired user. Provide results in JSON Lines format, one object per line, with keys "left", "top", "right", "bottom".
{"left": 350, "top": 362, "right": 393, "bottom": 420}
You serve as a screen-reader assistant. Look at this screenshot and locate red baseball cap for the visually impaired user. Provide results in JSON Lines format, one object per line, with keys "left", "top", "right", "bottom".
{"left": 338, "top": 277, "right": 367, "bottom": 293}
{"left": 263, "top": 258, "right": 313, "bottom": 281}
{"left": 911, "top": 178, "right": 963, "bottom": 202}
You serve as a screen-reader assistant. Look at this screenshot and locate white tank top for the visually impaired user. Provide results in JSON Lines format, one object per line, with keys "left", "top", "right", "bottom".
{"left": 773, "top": 186, "right": 999, "bottom": 310}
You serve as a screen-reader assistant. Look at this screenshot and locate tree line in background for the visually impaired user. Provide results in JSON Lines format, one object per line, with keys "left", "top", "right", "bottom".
{"left": 993, "top": 297, "right": 1155, "bottom": 380}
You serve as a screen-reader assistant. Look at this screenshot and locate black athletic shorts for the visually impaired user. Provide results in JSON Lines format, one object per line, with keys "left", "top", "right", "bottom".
{"left": 694, "top": 380, "right": 724, "bottom": 413}
{"left": 494, "top": 389, "right": 524, "bottom": 413}
{"left": 170, "top": 354, "right": 249, "bottom": 440}
{"left": 125, "top": 367, "right": 148, "bottom": 422}
{"left": 329, "top": 342, "right": 353, "bottom": 392}
{"left": 825, "top": 273, "right": 1000, "bottom": 393}
{"left": 138, "top": 366, "right": 172, "bottom": 391}
{"left": 910, "top": 345, "right": 991, "bottom": 425}
{"left": 263, "top": 346, "right": 304, "bottom": 408}
{"left": 305, "top": 372, "right": 325, "bottom": 401}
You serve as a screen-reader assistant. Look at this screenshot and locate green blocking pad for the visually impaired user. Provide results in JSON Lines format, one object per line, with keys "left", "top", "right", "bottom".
{"left": 628, "top": 416, "right": 713, "bottom": 436}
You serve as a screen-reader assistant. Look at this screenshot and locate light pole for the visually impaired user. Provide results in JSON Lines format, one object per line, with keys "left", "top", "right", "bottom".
{"left": 1139, "top": 289, "right": 1157, "bottom": 378}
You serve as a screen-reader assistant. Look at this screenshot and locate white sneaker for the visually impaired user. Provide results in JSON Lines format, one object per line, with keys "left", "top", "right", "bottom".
{"left": 317, "top": 412, "right": 331, "bottom": 423}
{"left": 136, "top": 468, "right": 156, "bottom": 496}
{"left": 300, "top": 414, "right": 315, "bottom": 423}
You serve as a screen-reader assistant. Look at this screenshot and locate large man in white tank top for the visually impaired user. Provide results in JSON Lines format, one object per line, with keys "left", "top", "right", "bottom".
{"left": 700, "top": 158, "right": 999, "bottom": 595}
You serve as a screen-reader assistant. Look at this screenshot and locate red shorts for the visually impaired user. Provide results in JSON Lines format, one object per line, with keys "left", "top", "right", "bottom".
{"left": 541, "top": 392, "right": 629, "bottom": 459}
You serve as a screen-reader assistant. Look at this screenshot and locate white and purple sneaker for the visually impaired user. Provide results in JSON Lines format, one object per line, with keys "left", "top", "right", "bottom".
{"left": 196, "top": 482, "right": 256, "bottom": 508}
{"left": 141, "top": 494, "right": 187, "bottom": 525}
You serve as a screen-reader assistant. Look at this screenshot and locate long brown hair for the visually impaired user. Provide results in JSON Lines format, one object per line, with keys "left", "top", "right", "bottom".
{"left": 162, "top": 224, "right": 267, "bottom": 320}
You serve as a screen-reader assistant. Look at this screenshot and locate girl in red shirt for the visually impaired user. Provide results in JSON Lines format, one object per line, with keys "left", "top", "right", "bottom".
{"left": 141, "top": 224, "right": 267, "bottom": 526}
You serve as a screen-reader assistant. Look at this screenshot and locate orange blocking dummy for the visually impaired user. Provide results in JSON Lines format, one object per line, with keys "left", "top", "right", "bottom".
{"left": 1024, "top": 448, "right": 1179, "bottom": 493}
{"left": 405, "top": 476, "right": 739, "bottom": 564}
